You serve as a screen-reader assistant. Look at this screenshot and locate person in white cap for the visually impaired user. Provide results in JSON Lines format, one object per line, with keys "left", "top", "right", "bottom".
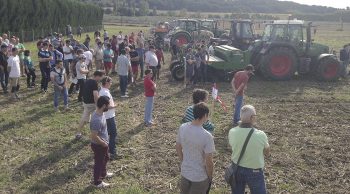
{"left": 76, "top": 54, "right": 89, "bottom": 102}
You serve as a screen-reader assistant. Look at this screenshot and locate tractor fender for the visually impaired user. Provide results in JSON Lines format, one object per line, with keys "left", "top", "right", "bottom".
{"left": 317, "top": 53, "right": 337, "bottom": 62}
{"left": 260, "top": 43, "right": 298, "bottom": 57}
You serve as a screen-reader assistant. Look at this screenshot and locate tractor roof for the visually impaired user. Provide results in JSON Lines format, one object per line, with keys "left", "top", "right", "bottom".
{"left": 231, "top": 19, "right": 252, "bottom": 23}
{"left": 177, "top": 19, "right": 198, "bottom": 22}
{"left": 272, "top": 20, "right": 304, "bottom": 25}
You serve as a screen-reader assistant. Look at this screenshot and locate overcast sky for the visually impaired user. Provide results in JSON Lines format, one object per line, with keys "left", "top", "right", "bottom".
{"left": 279, "top": 0, "right": 349, "bottom": 9}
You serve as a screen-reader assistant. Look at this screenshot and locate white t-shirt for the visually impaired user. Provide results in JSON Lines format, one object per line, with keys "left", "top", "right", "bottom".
{"left": 63, "top": 45, "right": 74, "bottom": 60}
{"left": 145, "top": 51, "right": 158, "bottom": 67}
{"left": 99, "top": 87, "right": 116, "bottom": 119}
{"left": 8, "top": 55, "right": 21, "bottom": 78}
{"left": 84, "top": 51, "right": 93, "bottom": 64}
{"left": 76, "top": 61, "right": 88, "bottom": 79}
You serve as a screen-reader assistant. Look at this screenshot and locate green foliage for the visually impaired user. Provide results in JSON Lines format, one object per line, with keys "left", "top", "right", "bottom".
{"left": 0, "top": 0, "right": 103, "bottom": 32}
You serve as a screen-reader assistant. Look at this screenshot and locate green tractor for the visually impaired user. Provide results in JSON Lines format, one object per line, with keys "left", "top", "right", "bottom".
{"left": 250, "top": 20, "right": 341, "bottom": 81}
{"left": 169, "top": 19, "right": 215, "bottom": 46}
{"left": 171, "top": 20, "right": 342, "bottom": 82}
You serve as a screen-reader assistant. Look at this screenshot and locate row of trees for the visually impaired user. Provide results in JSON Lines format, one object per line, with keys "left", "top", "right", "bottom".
{"left": 0, "top": 0, "right": 103, "bottom": 33}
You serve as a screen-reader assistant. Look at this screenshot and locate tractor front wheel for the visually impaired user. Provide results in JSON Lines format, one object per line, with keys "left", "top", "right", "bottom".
{"left": 260, "top": 47, "right": 297, "bottom": 81}
{"left": 169, "top": 60, "right": 182, "bottom": 71}
{"left": 171, "top": 65, "right": 185, "bottom": 81}
{"left": 315, "top": 57, "right": 341, "bottom": 81}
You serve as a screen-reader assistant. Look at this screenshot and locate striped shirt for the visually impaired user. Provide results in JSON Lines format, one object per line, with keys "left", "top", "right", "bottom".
{"left": 182, "top": 105, "right": 214, "bottom": 133}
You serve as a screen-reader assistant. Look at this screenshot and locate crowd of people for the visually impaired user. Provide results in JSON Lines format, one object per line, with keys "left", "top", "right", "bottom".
{"left": 0, "top": 29, "right": 270, "bottom": 194}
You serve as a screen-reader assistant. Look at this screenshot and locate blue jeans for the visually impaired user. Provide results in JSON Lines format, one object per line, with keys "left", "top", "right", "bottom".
{"left": 233, "top": 95, "right": 244, "bottom": 125}
{"left": 119, "top": 75, "right": 128, "bottom": 95}
{"left": 54, "top": 86, "right": 68, "bottom": 108}
{"left": 106, "top": 117, "right": 117, "bottom": 155}
{"left": 0, "top": 69, "right": 8, "bottom": 92}
{"left": 232, "top": 166, "right": 266, "bottom": 194}
{"left": 40, "top": 63, "right": 51, "bottom": 91}
{"left": 144, "top": 97, "right": 154, "bottom": 124}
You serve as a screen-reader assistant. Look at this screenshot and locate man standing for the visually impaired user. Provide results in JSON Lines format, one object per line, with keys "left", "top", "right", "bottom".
{"left": 228, "top": 105, "right": 270, "bottom": 194}
{"left": 103, "top": 43, "right": 114, "bottom": 75}
{"left": 136, "top": 43, "right": 145, "bottom": 79}
{"left": 7, "top": 47, "right": 21, "bottom": 100}
{"left": 49, "top": 44, "right": 63, "bottom": 69}
{"left": 231, "top": 65, "right": 254, "bottom": 126}
{"left": 129, "top": 45, "right": 140, "bottom": 84}
{"left": 76, "top": 71, "right": 104, "bottom": 139}
{"left": 145, "top": 46, "right": 158, "bottom": 81}
{"left": 0, "top": 44, "right": 9, "bottom": 94}
{"left": 155, "top": 47, "right": 165, "bottom": 80}
{"left": 144, "top": 69, "right": 156, "bottom": 127}
{"left": 176, "top": 102, "right": 215, "bottom": 194}
{"left": 38, "top": 42, "right": 52, "bottom": 93}
{"left": 14, "top": 38, "right": 25, "bottom": 77}
{"left": 76, "top": 54, "right": 89, "bottom": 102}
{"left": 94, "top": 42, "right": 104, "bottom": 71}
{"left": 90, "top": 96, "right": 114, "bottom": 188}
{"left": 63, "top": 40, "right": 74, "bottom": 76}
{"left": 116, "top": 49, "right": 132, "bottom": 98}
{"left": 99, "top": 77, "right": 119, "bottom": 160}
{"left": 200, "top": 45, "right": 209, "bottom": 83}
{"left": 50, "top": 60, "right": 68, "bottom": 111}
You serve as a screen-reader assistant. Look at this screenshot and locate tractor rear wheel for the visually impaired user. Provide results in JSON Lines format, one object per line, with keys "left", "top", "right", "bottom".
{"left": 315, "top": 57, "right": 341, "bottom": 81}
{"left": 171, "top": 32, "right": 191, "bottom": 46}
{"left": 171, "top": 65, "right": 185, "bottom": 81}
{"left": 260, "top": 47, "right": 297, "bottom": 80}
{"left": 169, "top": 60, "right": 182, "bottom": 71}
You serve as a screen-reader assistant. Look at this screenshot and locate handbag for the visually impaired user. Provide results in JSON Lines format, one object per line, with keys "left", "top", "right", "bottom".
{"left": 224, "top": 128, "right": 254, "bottom": 188}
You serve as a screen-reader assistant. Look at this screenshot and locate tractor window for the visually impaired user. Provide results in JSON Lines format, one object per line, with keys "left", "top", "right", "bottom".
{"left": 178, "top": 21, "right": 186, "bottom": 30}
{"left": 187, "top": 22, "right": 197, "bottom": 32}
{"left": 288, "top": 25, "right": 303, "bottom": 43}
{"left": 271, "top": 25, "right": 287, "bottom": 41}
{"left": 241, "top": 23, "right": 253, "bottom": 39}
{"left": 262, "top": 24, "right": 272, "bottom": 41}
{"left": 201, "top": 21, "right": 214, "bottom": 30}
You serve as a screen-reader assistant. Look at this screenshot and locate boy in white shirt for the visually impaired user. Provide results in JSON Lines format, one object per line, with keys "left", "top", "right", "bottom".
{"left": 7, "top": 47, "right": 20, "bottom": 100}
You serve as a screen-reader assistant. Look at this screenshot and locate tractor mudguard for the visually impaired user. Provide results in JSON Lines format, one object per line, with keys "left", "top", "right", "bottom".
{"left": 260, "top": 43, "right": 298, "bottom": 56}
{"left": 317, "top": 53, "right": 337, "bottom": 61}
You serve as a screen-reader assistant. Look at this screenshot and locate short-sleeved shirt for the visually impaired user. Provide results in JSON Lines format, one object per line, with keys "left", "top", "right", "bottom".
{"left": 117, "top": 55, "right": 131, "bottom": 76}
{"left": 228, "top": 127, "right": 269, "bottom": 169}
{"left": 83, "top": 79, "right": 98, "bottom": 104}
{"left": 233, "top": 71, "right": 249, "bottom": 96}
{"left": 50, "top": 67, "right": 66, "bottom": 85}
{"left": 63, "top": 45, "right": 74, "bottom": 60}
{"left": 136, "top": 48, "right": 145, "bottom": 62}
{"left": 15, "top": 43, "right": 25, "bottom": 60}
{"left": 38, "top": 50, "right": 51, "bottom": 66}
{"left": 7, "top": 55, "right": 21, "bottom": 78}
{"left": 84, "top": 51, "right": 93, "bottom": 64}
{"left": 144, "top": 77, "right": 155, "bottom": 97}
{"left": 24, "top": 56, "right": 34, "bottom": 69}
{"left": 130, "top": 51, "right": 139, "bottom": 66}
{"left": 145, "top": 51, "right": 158, "bottom": 67}
{"left": 99, "top": 88, "right": 116, "bottom": 119}
{"left": 76, "top": 61, "right": 87, "bottom": 80}
{"left": 183, "top": 105, "right": 214, "bottom": 133}
{"left": 176, "top": 123, "right": 216, "bottom": 182}
{"left": 94, "top": 46, "right": 104, "bottom": 60}
{"left": 103, "top": 49, "right": 113, "bottom": 62}
{"left": 90, "top": 112, "right": 109, "bottom": 145}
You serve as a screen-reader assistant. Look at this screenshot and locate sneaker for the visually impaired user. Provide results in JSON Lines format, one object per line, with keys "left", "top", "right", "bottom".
{"left": 121, "top": 95, "right": 129, "bottom": 98}
{"left": 105, "top": 172, "right": 114, "bottom": 178}
{"left": 75, "top": 133, "right": 82, "bottom": 140}
{"left": 95, "top": 181, "right": 110, "bottom": 188}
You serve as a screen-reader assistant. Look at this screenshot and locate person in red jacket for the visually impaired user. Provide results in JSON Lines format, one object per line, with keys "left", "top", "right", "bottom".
{"left": 144, "top": 69, "right": 156, "bottom": 127}
{"left": 155, "top": 47, "right": 165, "bottom": 79}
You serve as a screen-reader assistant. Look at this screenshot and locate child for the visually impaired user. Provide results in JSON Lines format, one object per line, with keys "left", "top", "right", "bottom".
{"left": 23, "top": 50, "right": 36, "bottom": 88}
{"left": 182, "top": 89, "right": 214, "bottom": 133}
{"left": 144, "top": 69, "right": 156, "bottom": 126}
{"left": 7, "top": 47, "right": 20, "bottom": 100}
{"left": 50, "top": 60, "right": 68, "bottom": 111}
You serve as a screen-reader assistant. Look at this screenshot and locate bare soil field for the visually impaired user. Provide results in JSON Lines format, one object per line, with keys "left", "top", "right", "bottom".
{"left": 0, "top": 24, "right": 350, "bottom": 193}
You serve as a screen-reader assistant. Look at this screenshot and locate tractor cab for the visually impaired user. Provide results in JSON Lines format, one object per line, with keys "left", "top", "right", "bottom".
{"left": 175, "top": 19, "right": 199, "bottom": 34}
{"left": 229, "top": 20, "right": 255, "bottom": 50}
